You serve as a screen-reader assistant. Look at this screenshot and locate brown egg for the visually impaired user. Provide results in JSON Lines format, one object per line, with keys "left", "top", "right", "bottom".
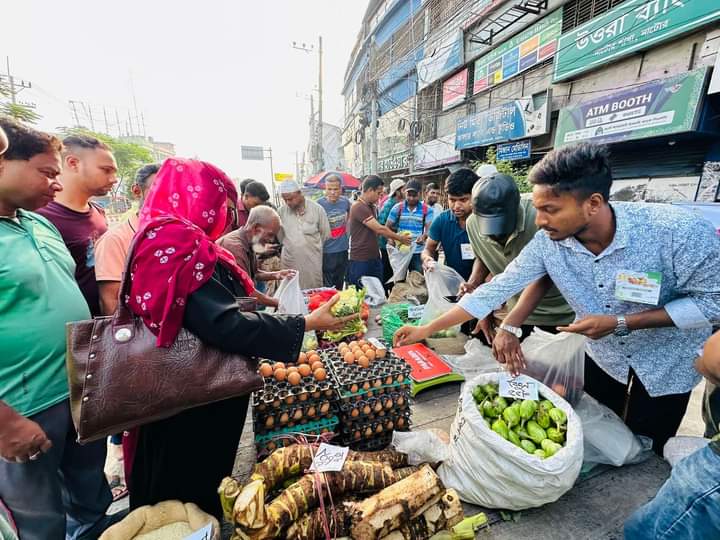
{"left": 358, "top": 340, "right": 367, "bottom": 347}
{"left": 272, "top": 362, "right": 285, "bottom": 371}
{"left": 344, "top": 352, "right": 356, "bottom": 365}
{"left": 351, "top": 408, "right": 359, "bottom": 417}
{"left": 320, "top": 402, "right": 330, "bottom": 413}
{"left": 288, "top": 372, "right": 302, "bottom": 386}
{"left": 358, "top": 356, "right": 370, "bottom": 368}
{"left": 365, "top": 349, "right": 376, "bottom": 362}
{"left": 259, "top": 364, "right": 273, "bottom": 377}
{"left": 308, "top": 353, "right": 321, "bottom": 365}
{"left": 279, "top": 412, "right": 289, "bottom": 424}
{"left": 313, "top": 368, "right": 327, "bottom": 381}
{"left": 298, "top": 364, "right": 312, "bottom": 377}
{"left": 348, "top": 341, "right": 358, "bottom": 348}
{"left": 265, "top": 416, "right": 275, "bottom": 428}
{"left": 376, "top": 348, "right": 387, "bottom": 358}
{"left": 311, "top": 361, "right": 324, "bottom": 371}
{"left": 306, "top": 350, "right": 316, "bottom": 357}
{"left": 274, "top": 368, "right": 287, "bottom": 382}
{"left": 287, "top": 366, "right": 298, "bottom": 374}
{"left": 298, "top": 352, "right": 308, "bottom": 364}
{"left": 353, "top": 349, "right": 364, "bottom": 361}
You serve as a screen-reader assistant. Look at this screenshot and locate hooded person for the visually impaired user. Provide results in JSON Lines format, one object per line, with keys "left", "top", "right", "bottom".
{"left": 125, "top": 159, "right": 356, "bottom": 519}
{"left": 276, "top": 179, "right": 331, "bottom": 289}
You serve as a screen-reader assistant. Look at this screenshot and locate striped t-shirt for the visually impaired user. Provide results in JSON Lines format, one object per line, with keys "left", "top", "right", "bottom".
{"left": 386, "top": 201, "right": 434, "bottom": 254}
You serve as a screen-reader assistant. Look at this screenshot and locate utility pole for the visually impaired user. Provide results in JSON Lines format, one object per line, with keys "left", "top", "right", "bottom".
{"left": 295, "top": 151, "right": 300, "bottom": 184}
{"left": 369, "top": 37, "right": 378, "bottom": 175}
{"left": 2, "top": 57, "right": 32, "bottom": 105}
{"left": 266, "top": 147, "right": 277, "bottom": 207}
{"left": 103, "top": 106, "right": 110, "bottom": 134}
{"left": 69, "top": 100, "right": 81, "bottom": 127}
{"left": 317, "top": 35, "right": 324, "bottom": 173}
{"left": 309, "top": 94, "right": 316, "bottom": 173}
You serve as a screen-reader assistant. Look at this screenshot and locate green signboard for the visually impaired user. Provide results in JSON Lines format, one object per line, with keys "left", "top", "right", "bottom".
{"left": 554, "top": 0, "right": 720, "bottom": 82}
{"left": 554, "top": 68, "right": 708, "bottom": 147}
{"left": 473, "top": 9, "right": 563, "bottom": 94}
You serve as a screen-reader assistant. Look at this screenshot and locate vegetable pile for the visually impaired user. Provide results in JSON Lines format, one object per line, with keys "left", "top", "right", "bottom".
{"left": 472, "top": 383, "right": 568, "bottom": 459}
{"left": 321, "top": 286, "right": 369, "bottom": 342}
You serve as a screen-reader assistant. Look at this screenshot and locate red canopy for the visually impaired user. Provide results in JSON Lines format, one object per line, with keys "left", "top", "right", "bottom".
{"left": 304, "top": 171, "right": 361, "bottom": 190}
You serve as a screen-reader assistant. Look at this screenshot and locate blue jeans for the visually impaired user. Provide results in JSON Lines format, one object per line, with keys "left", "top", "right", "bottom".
{"left": 624, "top": 444, "right": 720, "bottom": 539}
{"left": 347, "top": 258, "right": 383, "bottom": 288}
{"left": 409, "top": 253, "right": 423, "bottom": 274}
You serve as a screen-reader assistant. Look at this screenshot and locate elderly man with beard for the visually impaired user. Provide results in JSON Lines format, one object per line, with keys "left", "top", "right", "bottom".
{"left": 219, "top": 205, "right": 296, "bottom": 308}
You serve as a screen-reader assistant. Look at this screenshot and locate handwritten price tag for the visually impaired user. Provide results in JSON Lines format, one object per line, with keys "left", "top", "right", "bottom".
{"left": 368, "top": 337, "right": 387, "bottom": 352}
{"left": 309, "top": 443, "right": 349, "bottom": 473}
{"left": 407, "top": 304, "right": 426, "bottom": 319}
{"left": 498, "top": 373, "right": 539, "bottom": 401}
{"left": 184, "top": 522, "right": 213, "bottom": 540}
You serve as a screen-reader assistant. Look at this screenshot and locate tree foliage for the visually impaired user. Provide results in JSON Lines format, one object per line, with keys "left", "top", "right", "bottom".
{"left": 473, "top": 146, "right": 532, "bottom": 193}
{"left": 59, "top": 127, "right": 154, "bottom": 199}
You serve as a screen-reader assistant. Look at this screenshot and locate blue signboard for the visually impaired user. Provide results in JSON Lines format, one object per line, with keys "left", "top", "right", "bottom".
{"left": 455, "top": 96, "right": 549, "bottom": 150}
{"left": 497, "top": 140, "right": 532, "bottom": 162}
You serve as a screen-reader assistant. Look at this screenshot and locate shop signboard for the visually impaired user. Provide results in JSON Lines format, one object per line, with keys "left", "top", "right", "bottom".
{"left": 554, "top": 0, "right": 720, "bottom": 82}
{"left": 554, "top": 68, "right": 708, "bottom": 147}
{"left": 414, "top": 134, "right": 462, "bottom": 169}
{"left": 455, "top": 92, "right": 550, "bottom": 150}
{"left": 273, "top": 173, "right": 294, "bottom": 182}
{"left": 710, "top": 53, "right": 720, "bottom": 95}
{"left": 497, "top": 139, "right": 532, "bottom": 162}
{"left": 472, "top": 9, "right": 562, "bottom": 95}
{"left": 442, "top": 68, "right": 468, "bottom": 110}
{"left": 417, "top": 29, "right": 464, "bottom": 91}
{"left": 377, "top": 151, "right": 409, "bottom": 173}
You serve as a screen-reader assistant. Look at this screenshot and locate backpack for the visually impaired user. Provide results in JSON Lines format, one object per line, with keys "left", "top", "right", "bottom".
{"left": 391, "top": 201, "right": 428, "bottom": 232}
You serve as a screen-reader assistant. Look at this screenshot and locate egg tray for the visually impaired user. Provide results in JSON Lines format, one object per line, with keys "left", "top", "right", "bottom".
{"left": 322, "top": 350, "right": 412, "bottom": 399}
{"left": 338, "top": 407, "right": 411, "bottom": 444}
{"left": 254, "top": 415, "right": 339, "bottom": 456}
{"left": 252, "top": 376, "right": 336, "bottom": 410}
{"left": 337, "top": 391, "right": 410, "bottom": 422}
{"left": 253, "top": 399, "right": 337, "bottom": 435}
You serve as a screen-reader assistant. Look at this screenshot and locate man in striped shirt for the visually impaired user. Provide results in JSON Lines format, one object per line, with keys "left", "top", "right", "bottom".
{"left": 386, "top": 180, "right": 434, "bottom": 274}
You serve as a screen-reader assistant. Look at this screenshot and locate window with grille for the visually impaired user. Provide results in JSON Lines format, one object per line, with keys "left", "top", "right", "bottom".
{"left": 561, "top": 0, "right": 627, "bottom": 32}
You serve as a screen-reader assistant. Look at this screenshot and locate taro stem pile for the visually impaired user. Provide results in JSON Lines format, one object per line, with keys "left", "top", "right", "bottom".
{"left": 472, "top": 382, "right": 568, "bottom": 459}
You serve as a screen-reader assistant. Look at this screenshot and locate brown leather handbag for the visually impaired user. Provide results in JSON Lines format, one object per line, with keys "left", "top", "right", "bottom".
{"left": 65, "top": 239, "right": 262, "bottom": 444}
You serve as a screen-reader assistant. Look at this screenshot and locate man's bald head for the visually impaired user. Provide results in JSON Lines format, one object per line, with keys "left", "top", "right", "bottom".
{"left": 246, "top": 205, "right": 280, "bottom": 229}
{"left": 245, "top": 205, "right": 281, "bottom": 250}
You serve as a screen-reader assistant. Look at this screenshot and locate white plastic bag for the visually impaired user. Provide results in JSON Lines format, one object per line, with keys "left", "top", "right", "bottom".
{"left": 386, "top": 244, "right": 415, "bottom": 284}
{"left": 575, "top": 393, "right": 651, "bottom": 467}
{"left": 392, "top": 429, "right": 450, "bottom": 465}
{"left": 360, "top": 276, "right": 387, "bottom": 307}
{"left": 438, "top": 372, "right": 583, "bottom": 510}
{"left": 520, "top": 329, "right": 586, "bottom": 406}
{"left": 274, "top": 274, "right": 317, "bottom": 349}
{"left": 443, "top": 339, "right": 499, "bottom": 380}
{"left": 420, "top": 265, "right": 464, "bottom": 337}
{"left": 663, "top": 436, "right": 709, "bottom": 468}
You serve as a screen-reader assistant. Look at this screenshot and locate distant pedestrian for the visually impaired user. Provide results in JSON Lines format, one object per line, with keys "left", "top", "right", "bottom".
{"left": 277, "top": 180, "right": 330, "bottom": 289}
{"left": 236, "top": 179, "right": 270, "bottom": 228}
{"left": 347, "top": 175, "right": 412, "bottom": 287}
{"left": 378, "top": 178, "right": 405, "bottom": 288}
{"left": 425, "top": 182, "right": 443, "bottom": 217}
{"left": 36, "top": 134, "right": 118, "bottom": 316}
{"left": 386, "top": 180, "right": 433, "bottom": 274}
{"left": 317, "top": 174, "right": 351, "bottom": 289}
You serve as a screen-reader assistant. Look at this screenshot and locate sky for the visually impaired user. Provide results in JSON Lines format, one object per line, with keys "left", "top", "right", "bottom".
{"left": 1, "top": 0, "right": 368, "bottom": 191}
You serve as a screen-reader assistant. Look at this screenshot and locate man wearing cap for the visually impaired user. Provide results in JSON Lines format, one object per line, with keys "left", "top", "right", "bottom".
{"left": 462, "top": 172, "right": 574, "bottom": 344}
{"left": 386, "top": 180, "right": 433, "bottom": 273}
{"left": 277, "top": 180, "right": 330, "bottom": 289}
{"left": 378, "top": 178, "right": 405, "bottom": 287}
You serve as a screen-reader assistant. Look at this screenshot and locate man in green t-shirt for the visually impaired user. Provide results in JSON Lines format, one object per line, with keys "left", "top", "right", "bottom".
{"left": 463, "top": 173, "right": 574, "bottom": 345}
{"left": 0, "top": 119, "right": 116, "bottom": 539}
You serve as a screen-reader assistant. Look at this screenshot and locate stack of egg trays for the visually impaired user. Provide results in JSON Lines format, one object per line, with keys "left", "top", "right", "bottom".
{"left": 252, "top": 375, "right": 337, "bottom": 436}
{"left": 254, "top": 415, "right": 339, "bottom": 456}
{"left": 338, "top": 406, "right": 411, "bottom": 449}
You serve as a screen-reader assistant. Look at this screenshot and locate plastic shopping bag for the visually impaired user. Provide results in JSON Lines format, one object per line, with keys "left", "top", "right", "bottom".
{"left": 380, "top": 302, "right": 419, "bottom": 344}
{"left": 274, "top": 274, "right": 318, "bottom": 350}
{"left": 575, "top": 393, "right": 652, "bottom": 467}
{"left": 520, "top": 329, "right": 586, "bottom": 406}
{"left": 387, "top": 244, "right": 415, "bottom": 284}
{"left": 392, "top": 429, "right": 450, "bottom": 465}
{"left": 663, "top": 436, "right": 709, "bottom": 468}
{"left": 360, "top": 276, "right": 387, "bottom": 307}
{"left": 438, "top": 372, "right": 583, "bottom": 509}
{"left": 443, "top": 339, "right": 499, "bottom": 380}
{"left": 420, "top": 265, "right": 465, "bottom": 338}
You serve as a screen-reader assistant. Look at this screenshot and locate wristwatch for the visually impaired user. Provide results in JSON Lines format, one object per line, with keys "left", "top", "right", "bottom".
{"left": 498, "top": 323, "right": 523, "bottom": 338}
{"left": 614, "top": 315, "right": 631, "bottom": 337}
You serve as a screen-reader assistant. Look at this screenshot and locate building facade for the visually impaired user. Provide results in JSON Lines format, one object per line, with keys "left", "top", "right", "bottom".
{"left": 342, "top": 0, "right": 720, "bottom": 203}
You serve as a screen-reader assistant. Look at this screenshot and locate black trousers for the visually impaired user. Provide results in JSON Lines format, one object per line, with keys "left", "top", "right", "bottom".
{"left": 130, "top": 395, "right": 250, "bottom": 519}
{"left": 381, "top": 248, "right": 393, "bottom": 294}
{"left": 322, "top": 251, "right": 348, "bottom": 290}
{"left": 583, "top": 355, "right": 691, "bottom": 455}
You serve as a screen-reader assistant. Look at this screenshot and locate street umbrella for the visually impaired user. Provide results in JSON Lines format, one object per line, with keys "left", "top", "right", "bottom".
{"left": 304, "top": 171, "right": 361, "bottom": 190}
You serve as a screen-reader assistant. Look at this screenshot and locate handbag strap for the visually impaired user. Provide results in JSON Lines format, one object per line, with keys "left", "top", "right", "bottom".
{"left": 112, "top": 227, "right": 145, "bottom": 330}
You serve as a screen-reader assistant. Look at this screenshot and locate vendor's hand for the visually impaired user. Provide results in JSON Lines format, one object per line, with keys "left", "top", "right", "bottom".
{"left": 393, "top": 324, "right": 431, "bottom": 347}
{"left": 415, "top": 234, "right": 426, "bottom": 245}
{"left": 0, "top": 412, "right": 52, "bottom": 463}
{"left": 472, "top": 316, "right": 496, "bottom": 344}
{"left": 304, "top": 294, "right": 358, "bottom": 332}
{"left": 422, "top": 258, "right": 437, "bottom": 273}
{"left": 275, "top": 269, "right": 297, "bottom": 280}
{"left": 457, "top": 282, "right": 477, "bottom": 299}
{"left": 557, "top": 315, "right": 617, "bottom": 340}
{"left": 492, "top": 330, "right": 525, "bottom": 377}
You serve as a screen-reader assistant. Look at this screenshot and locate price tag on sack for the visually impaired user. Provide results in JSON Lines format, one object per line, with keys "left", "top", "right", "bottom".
{"left": 407, "top": 304, "right": 425, "bottom": 319}
{"left": 184, "top": 522, "right": 213, "bottom": 540}
{"left": 498, "top": 373, "right": 539, "bottom": 401}
{"left": 309, "top": 443, "right": 349, "bottom": 472}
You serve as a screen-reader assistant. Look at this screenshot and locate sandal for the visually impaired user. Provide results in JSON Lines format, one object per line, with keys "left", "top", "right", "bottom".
{"left": 109, "top": 476, "right": 128, "bottom": 502}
